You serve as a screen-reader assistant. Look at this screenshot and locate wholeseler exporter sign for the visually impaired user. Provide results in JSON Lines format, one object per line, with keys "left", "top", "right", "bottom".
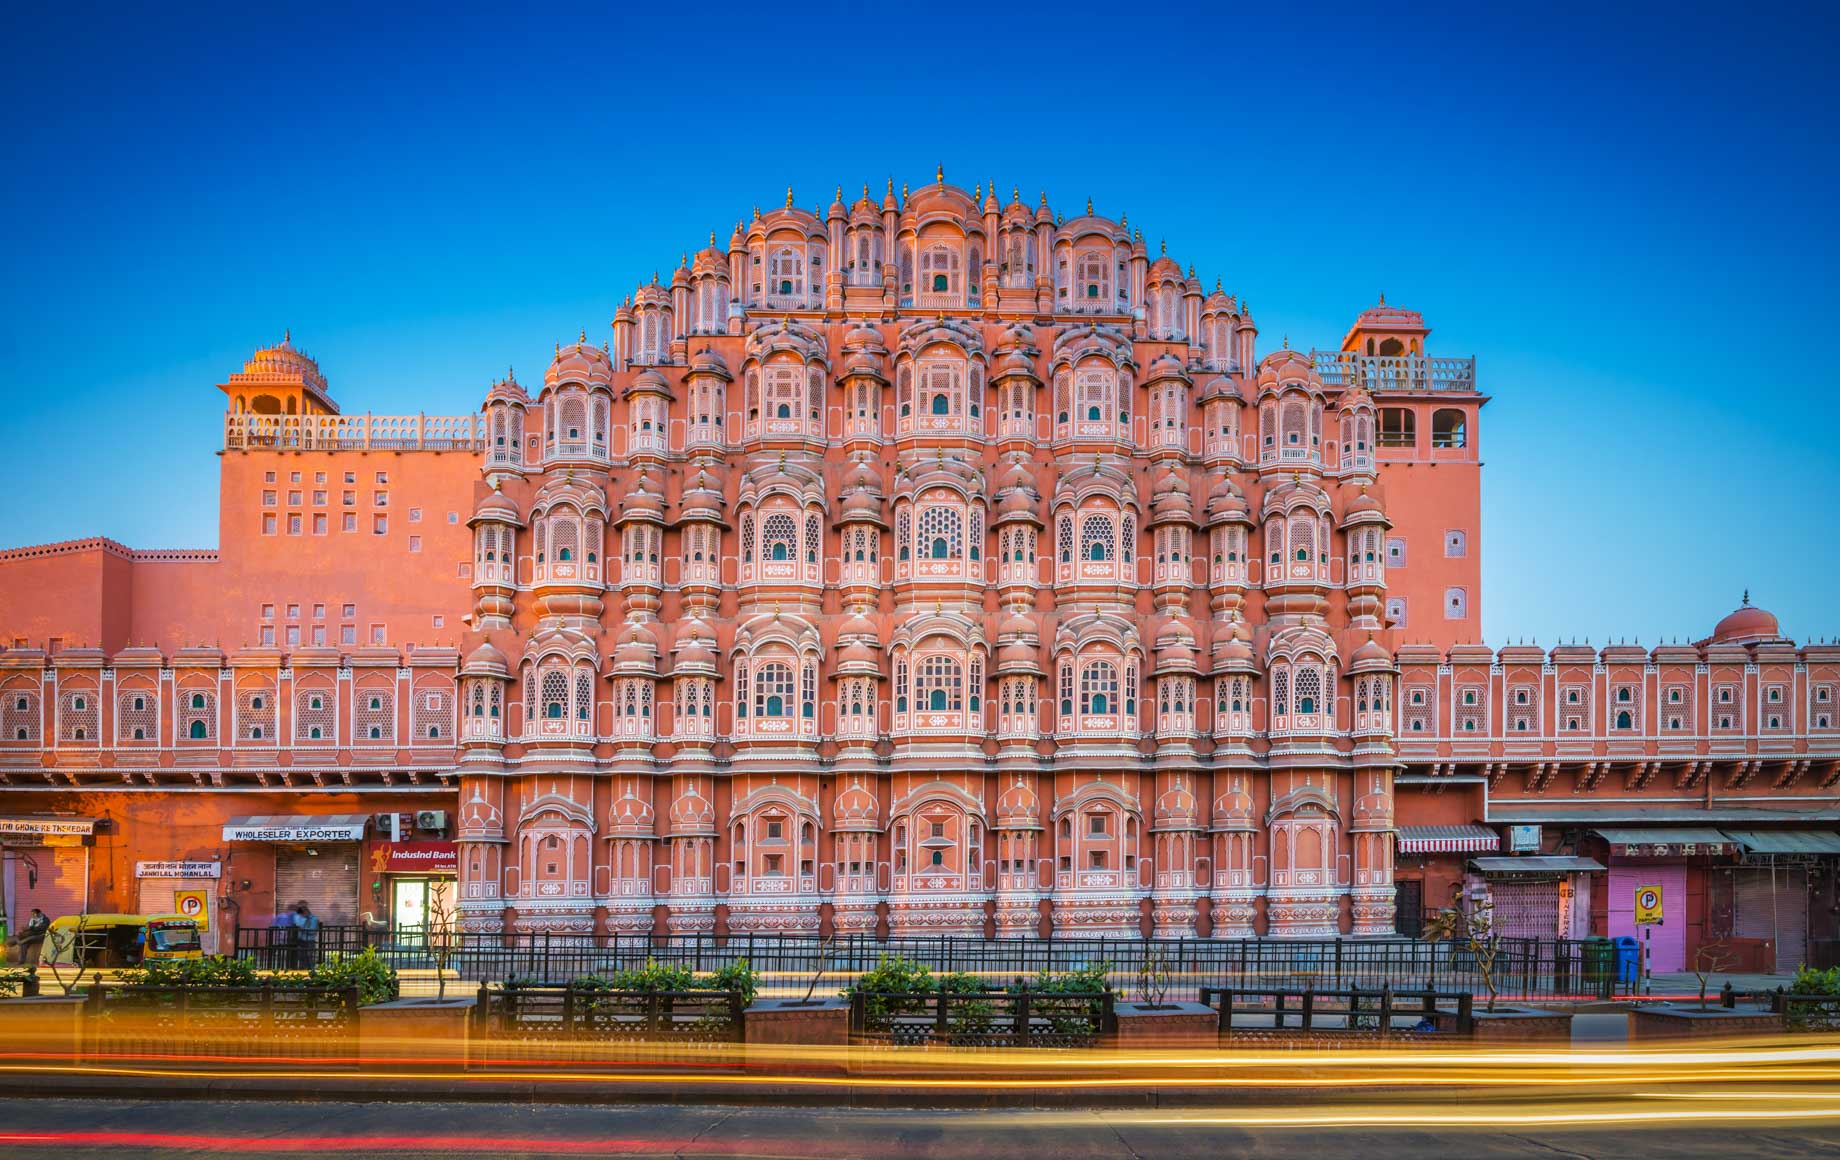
{"left": 222, "top": 821, "right": 368, "bottom": 842}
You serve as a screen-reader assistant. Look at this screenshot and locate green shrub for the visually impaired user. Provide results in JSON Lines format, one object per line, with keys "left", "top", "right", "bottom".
{"left": 705, "top": 958, "right": 759, "bottom": 1005}
{"left": 1012, "top": 961, "right": 1110, "bottom": 1035}
{"left": 119, "top": 955, "right": 258, "bottom": 989}
{"left": 843, "top": 954, "right": 937, "bottom": 1021}
{"left": 1791, "top": 965, "right": 1840, "bottom": 996}
{"left": 307, "top": 947, "right": 398, "bottom": 1005}
{"left": 0, "top": 969, "right": 34, "bottom": 998}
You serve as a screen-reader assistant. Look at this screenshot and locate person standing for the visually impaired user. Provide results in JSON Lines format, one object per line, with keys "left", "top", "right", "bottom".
{"left": 291, "top": 901, "right": 320, "bottom": 970}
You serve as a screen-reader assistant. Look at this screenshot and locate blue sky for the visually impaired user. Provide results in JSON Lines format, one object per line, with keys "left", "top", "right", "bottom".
{"left": 2, "top": 2, "right": 1835, "bottom": 645}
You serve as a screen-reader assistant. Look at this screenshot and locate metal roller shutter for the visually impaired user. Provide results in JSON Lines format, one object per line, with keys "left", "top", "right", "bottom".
{"left": 273, "top": 845, "right": 360, "bottom": 928}
{"left": 10, "top": 846, "right": 88, "bottom": 922}
{"left": 136, "top": 878, "right": 221, "bottom": 955}
{"left": 1489, "top": 878, "right": 1560, "bottom": 940}
{"left": 1734, "top": 866, "right": 1810, "bottom": 973}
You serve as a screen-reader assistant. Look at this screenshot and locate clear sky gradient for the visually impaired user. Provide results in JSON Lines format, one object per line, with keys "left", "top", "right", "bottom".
{"left": 2, "top": 2, "right": 1835, "bottom": 646}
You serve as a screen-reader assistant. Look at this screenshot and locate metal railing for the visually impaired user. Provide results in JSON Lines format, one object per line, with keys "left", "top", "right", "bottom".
{"left": 1200, "top": 986, "right": 1473, "bottom": 1037}
{"left": 82, "top": 982, "right": 360, "bottom": 1061}
{"left": 472, "top": 982, "right": 745, "bottom": 1044}
{"left": 848, "top": 987, "right": 1113, "bottom": 1048}
{"left": 235, "top": 927, "right": 1626, "bottom": 1002}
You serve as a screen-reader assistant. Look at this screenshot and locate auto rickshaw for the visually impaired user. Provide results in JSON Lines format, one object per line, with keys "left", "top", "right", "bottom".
{"left": 39, "top": 913, "right": 203, "bottom": 970}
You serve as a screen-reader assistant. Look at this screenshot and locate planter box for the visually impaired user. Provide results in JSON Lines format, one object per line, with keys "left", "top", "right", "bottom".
{"left": 747, "top": 998, "right": 850, "bottom": 1047}
{"left": 1467, "top": 1005, "right": 1573, "bottom": 1042}
{"left": 357, "top": 997, "right": 475, "bottom": 1065}
{"left": 1110, "top": 1001, "right": 1219, "bottom": 1049}
{"left": 0, "top": 995, "right": 84, "bottom": 1055}
{"left": 746, "top": 998, "right": 849, "bottom": 1075}
{"left": 1629, "top": 1005, "right": 1783, "bottom": 1041}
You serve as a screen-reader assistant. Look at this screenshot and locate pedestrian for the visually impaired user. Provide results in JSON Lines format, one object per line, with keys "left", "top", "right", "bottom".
{"left": 16, "top": 908, "right": 50, "bottom": 967}
{"left": 291, "top": 901, "right": 320, "bottom": 970}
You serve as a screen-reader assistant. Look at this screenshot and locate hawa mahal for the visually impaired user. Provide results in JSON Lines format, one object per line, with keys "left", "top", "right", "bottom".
{"left": 2, "top": 174, "right": 1836, "bottom": 970}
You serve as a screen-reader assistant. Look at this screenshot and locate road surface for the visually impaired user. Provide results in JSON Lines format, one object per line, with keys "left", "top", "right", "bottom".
{"left": 0, "top": 1097, "right": 1836, "bottom": 1158}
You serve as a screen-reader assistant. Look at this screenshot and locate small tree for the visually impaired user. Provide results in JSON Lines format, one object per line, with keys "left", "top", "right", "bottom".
{"left": 41, "top": 915, "right": 96, "bottom": 998}
{"left": 1690, "top": 940, "right": 1739, "bottom": 1011}
{"left": 1423, "top": 884, "right": 1506, "bottom": 1013}
{"left": 424, "top": 889, "right": 459, "bottom": 1002}
{"left": 1134, "top": 946, "right": 1172, "bottom": 1008}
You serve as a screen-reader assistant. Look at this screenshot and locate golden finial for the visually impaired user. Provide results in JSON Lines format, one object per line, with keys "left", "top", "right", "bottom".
{"left": 282, "top": 327, "right": 291, "bottom": 343}
{"left": 1120, "top": 212, "right": 1128, "bottom": 229}
{"left": 886, "top": 175, "right": 894, "bottom": 195}
{"left": 973, "top": 182, "right": 981, "bottom": 201}
{"left": 1039, "top": 190, "right": 1047, "bottom": 206}
{"left": 555, "top": 341, "right": 561, "bottom": 356}
{"left": 679, "top": 252, "right": 686, "bottom": 268}
{"left": 752, "top": 205, "right": 761, "bottom": 220}
{"left": 785, "top": 186, "right": 794, "bottom": 208}
{"left": 862, "top": 182, "right": 870, "bottom": 199}
{"left": 1188, "top": 264, "right": 1196, "bottom": 278}
{"left": 1215, "top": 277, "right": 1222, "bottom": 292}
{"left": 1160, "top": 238, "right": 1166, "bottom": 255}
{"left": 1012, "top": 185, "right": 1020, "bottom": 202}
{"left": 709, "top": 230, "right": 716, "bottom": 246}
{"left": 835, "top": 184, "right": 842, "bottom": 201}
{"left": 902, "top": 181, "right": 909, "bottom": 200}
{"left": 1378, "top": 291, "right": 1386, "bottom": 305}
{"left": 1086, "top": 197, "right": 1093, "bottom": 215}
{"left": 579, "top": 329, "right": 587, "bottom": 343}
{"left": 936, "top": 162, "right": 944, "bottom": 183}
{"left": 651, "top": 270, "right": 659, "bottom": 285}
{"left": 1282, "top": 335, "right": 1290, "bottom": 350}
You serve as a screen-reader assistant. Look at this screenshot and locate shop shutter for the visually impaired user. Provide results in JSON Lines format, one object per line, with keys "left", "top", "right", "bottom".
{"left": 11, "top": 846, "right": 88, "bottom": 922}
{"left": 136, "top": 878, "right": 220, "bottom": 955}
{"left": 273, "top": 845, "right": 361, "bottom": 928}
{"left": 1489, "top": 878, "right": 1560, "bottom": 941}
{"left": 1734, "top": 867, "right": 1810, "bottom": 973}
{"left": 1609, "top": 865, "right": 1687, "bottom": 972}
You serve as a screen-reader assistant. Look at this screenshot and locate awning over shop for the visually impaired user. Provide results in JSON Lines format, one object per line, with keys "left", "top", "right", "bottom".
{"left": 0, "top": 816, "right": 101, "bottom": 837}
{"left": 222, "top": 814, "right": 370, "bottom": 842}
{"left": 1725, "top": 830, "right": 1840, "bottom": 855}
{"left": 1470, "top": 856, "right": 1604, "bottom": 874}
{"left": 1397, "top": 824, "right": 1499, "bottom": 854}
{"left": 1595, "top": 828, "right": 1736, "bottom": 857}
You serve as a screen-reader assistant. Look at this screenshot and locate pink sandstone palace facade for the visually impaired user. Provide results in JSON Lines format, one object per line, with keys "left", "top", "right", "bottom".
{"left": 2, "top": 175, "right": 1837, "bottom": 972}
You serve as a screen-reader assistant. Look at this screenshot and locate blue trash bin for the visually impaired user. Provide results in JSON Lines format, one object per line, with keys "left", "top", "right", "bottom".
{"left": 1613, "top": 936, "right": 1641, "bottom": 985}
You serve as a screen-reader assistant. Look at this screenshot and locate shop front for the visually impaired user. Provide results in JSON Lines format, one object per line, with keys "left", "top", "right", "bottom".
{"left": 222, "top": 814, "right": 371, "bottom": 929}
{"left": 1718, "top": 830, "right": 1840, "bottom": 973}
{"left": 1469, "top": 856, "right": 1603, "bottom": 941}
{"left": 0, "top": 816, "right": 99, "bottom": 942}
{"left": 364, "top": 838, "right": 457, "bottom": 935}
{"left": 135, "top": 859, "right": 224, "bottom": 955}
{"left": 1393, "top": 824, "right": 1501, "bottom": 936}
{"left": 1595, "top": 828, "right": 1733, "bottom": 974}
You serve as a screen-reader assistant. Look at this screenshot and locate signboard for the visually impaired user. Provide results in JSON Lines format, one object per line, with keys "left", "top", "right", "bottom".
{"left": 172, "top": 889, "right": 211, "bottom": 931}
{"left": 366, "top": 840, "right": 458, "bottom": 875}
{"left": 223, "top": 822, "right": 366, "bottom": 842}
{"left": 1634, "top": 884, "right": 1664, "bottom": 925}
{"left": 1611, "top": 840, "right": 1732, "bottom": 858}
{"left": 136, "top": 861, "right": 222, "bottom": 879}
{"left": 0, "top": 816, "right": 97, "bottom": 836}
{"left": 1507, "top": 825, "right": 1542, "bottom": 853}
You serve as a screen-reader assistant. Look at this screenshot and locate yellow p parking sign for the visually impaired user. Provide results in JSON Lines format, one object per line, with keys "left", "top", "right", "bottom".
{"left": 1634, "top": 884, "right": 1664, "bottom": 925}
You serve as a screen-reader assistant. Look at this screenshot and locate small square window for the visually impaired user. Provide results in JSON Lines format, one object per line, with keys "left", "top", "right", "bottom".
{"left": 286, "top": 514, "right": 302, "bottom": 535}
{"left": 314, "top": 472, "right": 326, "bottom": 484}
{"left": 375, "top": 471, "right": 388, "bottom": 484}
{"left": 261, "top": 604, "right": 276, "bottom": 619}
{"left": 286, "top": 604, "right": 300, "bottom": 619}
{"left": 288, "top": 490, "right": 302, "bottom": 506}
{"left": 264, "top": 471, "right": 276, "bottom": 483}
{"left": 262, "top": 490, "right": 277, "bottom": 507}
{"left": 343, "top": 604, "right": 356, "bottom": 617}
{"left": 373, "top": 515, "right": 388, "bottom": 535}
{"left": 448, "top": 512, "right": 460, "bottom": 525}
{"left": 313, "top": 490, "right": 327, "bottom": 506}
{"left": 344, "top": 471, "right": 356, "bottom": 484}
{"left": 370, "top": 624, "right": 386, "bottom": 646}
{"left": 374, "top": 491, "right": 388, "bottom": 507}
{"left": 342, "top": 491, "right": 356, "bottom": 505}
{"left": 262, "top": 514, "right": 277, "bottom": 535}
{"left": 342, "top": 513, "right": 357, "bottom": 533}
{"left": 313, "top": 604, "right": 325, "bottom": 619}
{"left": 432, "top": 615, "right": 444, "bottom": 628}
{"left": 341, "top": 625, "right": 357, "bottom": 646}
{"left": 409, "top": 508, "right": 422, "bottom": 523}
{"left": 408, "top": 536, "right": 422, "bottom": 552}
{"left": 289, "top": 471, "right": 301, "bottom": 484}
{"left": 312, "top": 513, "right": 327, "bottom": 535}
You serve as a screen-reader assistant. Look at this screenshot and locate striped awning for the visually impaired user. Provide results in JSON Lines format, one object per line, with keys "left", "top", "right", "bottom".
{"left": 1396, "top": 824, "right": 1499, "bottom": 854}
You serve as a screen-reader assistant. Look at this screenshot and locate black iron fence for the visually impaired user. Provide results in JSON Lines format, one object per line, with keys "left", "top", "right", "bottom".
{"left": 82, "top": 982, "right": 360, "bottom": 1061}
{"left": 1200, "top": 986, "right": 1473, "bottom": 1037}
{"left": 848, "top": 987, "right": 1113, "bottom": 1048}
{"left": 233, "top": 927, "right": 1623, "bottom": 1001}
{"left": 471, "top": 981, "right": 746, "bottom": 1045}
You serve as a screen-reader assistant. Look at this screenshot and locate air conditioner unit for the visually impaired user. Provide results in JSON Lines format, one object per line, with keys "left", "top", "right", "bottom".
{"left": 374, "top": 812, "right": 398, "bottom": 831}
{"left": 416, "top": 810, "right": 449, "bottom": 833}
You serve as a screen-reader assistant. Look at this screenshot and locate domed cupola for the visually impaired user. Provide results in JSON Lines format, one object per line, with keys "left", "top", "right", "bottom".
{"left": 1152, "top": 776, "right": 1200, "bottom": 832}
{"left": 611, "top": 620, "right": 659, "bottom": 677}
{"left": 668, "top": 615, "right": 719, "bottom": 676}
{"left": 1153, "top": 616, "right": 1201, "bottom": 676}
{"left": 833, "top": 776, "right": 881, "bottom": 831}
{"left": 1205, "top": 472, "right": 1250, "bottom": 526}
{"left": 1148, "top": 466, "right": 1195, "bottom": 528}
{"left": 607, "top": 784, "right": 656, "bottom": 837}
{"left": 994, "top": 605, "right": 1045, "bottom": 675}
{"left": 547, "top": 333, "right": 614, "bottom": 391}
{"left": 668, "top": 780, "right": 717, "bottom": 835}
{"left": 223, "top": 330, "right": 337, "bottom": 417}
{"left": 1706, "top": 593, "right": 1786, "bottom": 645}
{"left": 996, "top": 775, "right": 1042, "bottom": 831}
{"left": 992, "top": 456, "right": 1043, "bottom": 526}
{"left": 677, "top": 467, "right": 726, "bottom": 524}
{"left": 832, "top": 607, "right": 883, "bottom": 675}
{"left": 1211, "top": 613, "right": 1258, "bottom": 676}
